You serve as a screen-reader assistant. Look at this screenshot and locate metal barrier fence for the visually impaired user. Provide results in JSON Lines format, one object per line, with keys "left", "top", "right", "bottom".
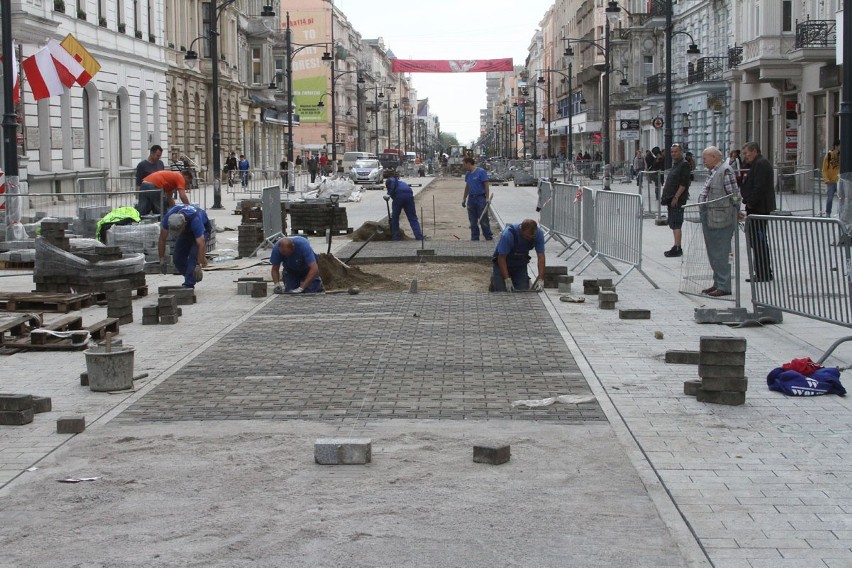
{"left": 538, "top": 178, "right": 656, "bottom": 287}
{"left": 776, "top": 169, "right": 823, "bottom": 216}
{"left": 225, "top": 168, "right": 314, "bottom": 199}
{"left": 679, "top": 195, "right": 742, "bottom": 305}
{"left": 745, "top": 214, "right": 851, "bottom": 328}
{"left": 20, "top": 190, "right": 142, "bottom": 221}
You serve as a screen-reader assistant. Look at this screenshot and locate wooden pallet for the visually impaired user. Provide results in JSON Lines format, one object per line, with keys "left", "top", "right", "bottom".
{"left": 0, "top": 313, "right": 43, "bottom": 345}
{"left": 0, "top": 293, "right": 94, "bottom": 313}
{"left": 0, "top": 260, "right": 35, "bottom": 270}
{"left": 1, "top": 314, "right": 118, "bottom": 353}
{"left": 86, "top": 318, "right": 121, "bottom": 340}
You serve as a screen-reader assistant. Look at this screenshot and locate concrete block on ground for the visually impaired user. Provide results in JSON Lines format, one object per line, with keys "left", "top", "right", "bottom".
{"left": 701, "top": 376, "right": 749, "bottom": 392}
{"left": 599, "top": 301, "right": 617, "bottom": 310}
{"left": 251, "top": 282, "right": 268, "bottom": 298}
{"left": 56, "top": 416, "right": 86, "bottom": 434}
{"left": 115, "top": 314, "right": 134, "bottom": 326}
{"left": 159, "top": 314, "right": 179, "bottom": 325}
{"left": 619, "top": 309, "right": 650, "bottom": 320}
{"left": 683, "top": 379, "right": 702, "bottom": 396}
{"left": 473, "top": 444, "right": 511, "bottom": 465}
{"left": 158, "top": 295, "right": 178, "bottom": 309}
{"left": 80, "top": 372, "right": 89, "bottom": 386}
{"left": 600, "top": 285, "right": 616, "bottom": 293}
{"left": 237, "top": 282, "right": 253, "bottom": 295}
{"left": 598, "top": 292, "right": 618, "bottom": 303}
{"left": 544, "top": 266, "right": 568, "bottom": 276}
{"left": 0, "top": 408, "right": 34, "bottom": 425}
{"left": 597, "top": 278, "right": 613, "bottom": 287}
{"left": 32, "top": 396, "right": 52, "bottom": 413}
{"left": 237, "top": 277, "right": 265, "bottom": 282}
{"left": 665, "top": 350, "right": 700, "bottom": 365}
{"left": 699, "top": 336, "right": 747, "bottom": 353}
{"left": 0, "top": 394, "right": 33, "bottom": 411}
{"left": 698, "top": 364, "right": 746, "bottom": 379}
{"left": 142, "top": 315, "right": 160, "bottom": 325}
{"left": 696, "top": 389, "right": 746, "bottom": 406}
{"left": 558, "top": 275, "right": 574, "bottom": 285}
{"left": 141, "top": 305, "right": 159, "bottom": 317}
{"left": 314, "top": 438, "right": 372, "bottom": 465}
{"left": 558, "top": 282, "right": 572, "bottom": 293}
{"left": 699, "top": 351, "right": 746, "bottom": 366}
{"left": 584, "top": 286, "right": 600, "bottom": 295}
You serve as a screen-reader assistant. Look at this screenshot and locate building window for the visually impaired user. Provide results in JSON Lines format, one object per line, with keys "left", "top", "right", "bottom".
{"left": 202, "top": 3, "right": 212, "bottom": 58}
{"left": 782, "top": 1, "right": 793, "bottom": 32}
{"left": 744, "top": 101, "right": 754, "bottom": 143}
{"left": 252, "top": 47, "right": 262, "bottom": 85}
{"left": 814, "top": 94, "right": 827, "bottom": 166}
{"left": 643, "top": 55, "right": 653, "bottom": 79}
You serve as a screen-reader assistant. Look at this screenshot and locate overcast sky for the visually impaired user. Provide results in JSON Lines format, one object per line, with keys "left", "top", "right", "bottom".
{"left": 336, "top": 0, "right": 555, "bottom": 146}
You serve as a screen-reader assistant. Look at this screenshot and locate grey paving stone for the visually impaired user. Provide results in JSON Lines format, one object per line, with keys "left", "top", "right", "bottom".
{"left": 56, "top": 416, "right": 86, "bottom": 433}
{"left": 314, "top": 438, "right": 371, "bottom": 464}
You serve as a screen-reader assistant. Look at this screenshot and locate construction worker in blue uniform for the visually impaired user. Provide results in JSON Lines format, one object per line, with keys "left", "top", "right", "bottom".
{"left": 491, "top": 218, "right": 546, "bottom": 292}
{"left": 158, "top": 204, "right": 211, "bottom": 288}
{"left": 462, "top": 156, "right": 494, "bottom": 241}
{"left": 270, "top": 236, "right": 324, "bottom": 294}
{"left": 383, "top": 169, "right": 423, "bottom": 240}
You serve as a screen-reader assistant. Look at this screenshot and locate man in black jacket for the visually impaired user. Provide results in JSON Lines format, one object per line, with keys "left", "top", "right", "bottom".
{"left": 660, "top": 144, "right": 692, "bottom": 257}
{"left": 740, "top": 142, "right": 776, "bottom": 282}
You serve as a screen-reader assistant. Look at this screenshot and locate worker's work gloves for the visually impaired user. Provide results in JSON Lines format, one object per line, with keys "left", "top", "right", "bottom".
{"left": 383, "top": 195, "right": 391, "bottom": 202}
{"left": 532, "top": 278, "right": 545, "bottom": 292}
{"left": 193, "top": 265, "right": 203, "bottom": 282}
{"left": 273, "top": 283, "right": 285, "bottom": 294}
{"left": 504, "top": 278, "right": 515, "bottom": 293}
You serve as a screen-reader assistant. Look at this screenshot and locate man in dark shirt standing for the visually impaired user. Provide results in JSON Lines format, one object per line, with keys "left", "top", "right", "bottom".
{"left": 740, "top": 141, "right": 776, "bottom": 282}
{"left": 660, "top": 143, "right": 692, "bottom": 257}
{"left": 135, "top": 145, "right": 164, "bottom": 191}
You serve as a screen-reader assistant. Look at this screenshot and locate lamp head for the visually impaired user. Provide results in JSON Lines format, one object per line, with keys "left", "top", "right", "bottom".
{"left": 260, "top": 5, "right": 275, "bottom": 17}
{"left": 184, "top": 50, "right": 198, "bottom": 70}
{"left": 357, "top": 74, "right": 365, "bottom": 84}
{"left": 619, "top": 78, "right": 629, "bottom": 86}
{"left": 537, "top": 75, "right": 545, "bottom": 84}
{"left": 317, "top": 100, "right": 325, "bottom": 108}
{"left": 321, "top": 51, "right": 333, "bottom": 61}
{"left": 605, "top": 1, "right": 621, "bottom": 25}
{"left": 686, "top": 44, "right": 701, "bottom": 60}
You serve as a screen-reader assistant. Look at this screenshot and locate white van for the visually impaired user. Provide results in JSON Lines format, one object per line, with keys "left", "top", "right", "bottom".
{"left": 342, "top": 152, "right": 371, "bottom": 173}
{"left": 405, "top": 152, "right": 417, "bottom": 163}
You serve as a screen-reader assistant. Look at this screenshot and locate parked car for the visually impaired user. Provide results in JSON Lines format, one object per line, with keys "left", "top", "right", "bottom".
{"left": 349, "top": 159, "right": 383, "bottom": 184}
{"left": 342, "top": 151, "right": 372, "bottom": 173}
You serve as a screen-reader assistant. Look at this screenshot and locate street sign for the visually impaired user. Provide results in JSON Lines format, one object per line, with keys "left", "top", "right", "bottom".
{"left": 652, "top": 117, "right": 664, "bottom": 129}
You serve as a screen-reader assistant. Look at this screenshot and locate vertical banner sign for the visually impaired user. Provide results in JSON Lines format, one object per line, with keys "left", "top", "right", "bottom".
{"left": 785, "top": 99, "right": 798, "bottom": 162}
{"left": 289, "top": 11, "right": 328, "bottom": 124}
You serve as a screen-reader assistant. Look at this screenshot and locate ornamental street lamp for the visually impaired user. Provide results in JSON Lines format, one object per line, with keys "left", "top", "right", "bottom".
{"left": 664, "top": 1, "right": 701, "bottom": 168}
{"left": 1, "top": 0, "right": 19, "bottom": 220}
{"left": 185, "top": 2, "right": 275, "bottom": 208}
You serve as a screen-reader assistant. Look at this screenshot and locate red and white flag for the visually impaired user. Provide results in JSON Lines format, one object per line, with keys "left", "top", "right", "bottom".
{"left": 22, "top": 46, "right": 64, "bottom": 100}
{"left": 0, "top": 42, "right": 21, "bottom": 104}
{"left": 574, "top": 186, "right": 583, "bottom": 203}
{"left": 47, "top": 38, "right": 85, "bottom": 88}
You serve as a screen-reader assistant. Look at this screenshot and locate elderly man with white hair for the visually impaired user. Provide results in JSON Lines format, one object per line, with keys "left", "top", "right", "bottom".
{"left": 698, "top": 146, "right": 741, "bottom": 297}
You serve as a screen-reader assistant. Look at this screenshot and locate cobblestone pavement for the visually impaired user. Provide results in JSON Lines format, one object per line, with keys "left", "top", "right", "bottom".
{"left": 118, "top": 292, "right": 605, "bottom": 423}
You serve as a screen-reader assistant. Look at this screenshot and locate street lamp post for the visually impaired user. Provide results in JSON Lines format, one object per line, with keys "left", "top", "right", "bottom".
{"left": 843, "top": 0, "right": 852, "bottom": 175}
{"left": 664, "top": 1, "right": 700, "bottom": 168}
{"left": 1, "top": 0, "right": 18, "bottom": 210}
{"left": 539, "top": 59, "right": 575, "bottom": 172}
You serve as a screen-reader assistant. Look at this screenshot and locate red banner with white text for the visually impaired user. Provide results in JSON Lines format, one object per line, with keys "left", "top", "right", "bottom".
{"left": 391, "top": 58, "right": 514, "bottom": 73}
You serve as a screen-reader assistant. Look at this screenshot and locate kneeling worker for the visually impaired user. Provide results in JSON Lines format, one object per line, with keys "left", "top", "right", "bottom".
{"left": 270, "top": 237, "right": 324, "bottom": 294}
{"left": 158, "top": 204, "right": 210, "bottom": 288}
{"left": 383, "top": 169, "right": 423, "bottom": 240}
{"left": 491, "top": 218, "right": 546, "bottom": 292}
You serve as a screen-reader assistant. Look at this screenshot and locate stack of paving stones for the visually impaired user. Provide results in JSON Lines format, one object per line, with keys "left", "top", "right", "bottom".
{"left": 683, "top": 336, "right": 748, "bottom": 405}
{"left": 73, "top": 205, "right": 111, "bottom": 238}
{"left": 157, "top": 286, "right": 196, "bottom": 305}
{"left": 157, "top": 295, "right": 180, "bottom": 324}
{"left": 104, "top": 279, "right": 134, "bottom": 325}
{"left": 542, "top": 265, "right": 568, "bottom": 289}
{"left": 236, "top": 277, "right": 268, "bottom": 297}
{"left": 583, "top": 279, "right": 600, "bottom": 295}
{"left": 289, "top": 201, "right": 349, "bottom": 235}
{"left": 0, "top": 393, "right": 52, "bottom": 426}
{"left": 34, "top": 220, "right": 148, "bottom": 294}
{"left": 557, "top": 275, "right": 574, "bottom": 293}
{"left": 598, "top": 288, "right": 618, "bottom": 310}
{"left": 141, "top": 301, "right": 183, "bottom": 325}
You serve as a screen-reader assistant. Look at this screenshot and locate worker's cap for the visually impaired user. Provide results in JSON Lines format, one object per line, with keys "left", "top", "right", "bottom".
{"left": 167, "top": 213, "right": 186, "bottom": 232}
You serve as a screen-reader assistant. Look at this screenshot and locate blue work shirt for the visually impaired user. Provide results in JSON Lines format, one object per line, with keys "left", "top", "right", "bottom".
{"left": 161, "top": 205, "right": 210, "bottom": 239}
{"left": 494, "top": 224, "right": 545, "bottom": 267}
{"left": 385, "top": 177, "right": 413, "bottom": 200}
{"left": 465, "top": 167, "right": 489, "bottom": 197}
{"left": 269, "top": 236, "right": 318, "bottom": 276}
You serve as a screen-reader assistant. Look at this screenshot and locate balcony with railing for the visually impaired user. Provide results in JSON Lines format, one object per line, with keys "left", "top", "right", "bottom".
{"left": 687, "top": 57, "right": 726, "bottom": 84}
{"left": 646, "top": 73, "right": 666, "bottom": 96}
{"left": 626, "top": 0, "right": 667, "bottom": 27}
{"left": 609, "top": 86, "right": 647, "bottom": 107}
{"left": 789, "top": 19, "right": 837, "bottom": 63}
{"left": 728, "top": 46, "right": 742, "bottom": 69}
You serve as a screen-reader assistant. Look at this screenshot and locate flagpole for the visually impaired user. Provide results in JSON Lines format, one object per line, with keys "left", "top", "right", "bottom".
{"left": 1, "top": 0, "right": 18, "bottom": 179}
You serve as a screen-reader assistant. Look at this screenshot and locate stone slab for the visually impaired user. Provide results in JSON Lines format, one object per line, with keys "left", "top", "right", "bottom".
{"left": 698, "top": 351, "right": 746, "bottom": 366}
{"left": 314, "top": 438, "right": 372, "bottom": 465}
{"left": 159, "top": 315, "right": 179, "bottom": 325}
{"left": 699, "top": 336, "right": 747, "bottom": 353}
{"left": 701, "top": 376, "right": 749, "bottom": 392}
{"left": 0, "top": 408, "right": 34, "bottom": 426}
{"left": 0, "top": 394, "right": 33, "bottom": 411}
{"left": 698, "top": 364, "right": 746, "bottom": 379}
{"left": 56, "top": 416, "right": 86, "bottom": 434}
{"left": 599, "top": 301, "right": 616, "bottom": 310}
{"left": 696, "top": 389, "right": 746, "bottom": 406}
{"left": 683, "top": 379, "right": 702, "bottom": 396}
{"left": 665, "top": 350, "right": 700, "bottom": 365}
{"left": 619, "top": 309, "right": 650, "bottom": 320}
{"left": 32, "top": 396, "right": 52, "bottom": 414}
{"left": 473, "top": 444, "right": 511, "bottom": 465}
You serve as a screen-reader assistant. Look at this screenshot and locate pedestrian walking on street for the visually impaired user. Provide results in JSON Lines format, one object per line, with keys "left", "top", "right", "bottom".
{"left": 632, "top": 149, "right": 644, "bottom": 188}
{"left": 697, "top": 146, "right": 740, "bottom": 297}
{"left": 319, "top": 153, "right": 328, "bottom": 176}
{"left": 280, "top": 156, "right": 289, "bottom": 191}
{"left": 491, "top": 219, "right": 546, "bottom": 292}
{"left": 307, "top": 155, "right": 319, "bottom": 183}
{"left": 135, "top": 145, "right": 165, "bottom": 191}
{"left": 740, "top": 141, "right": 776, "bottom": 282}
{"left": 270, "top": 237, "right": 324, "bottom": 294}
{"left": 158, "top": 204, "right": 211, "bottom": 289}
{"left": 238, "top": 154, "right": 250, "bottom": 188}
{"left": 383, "top": 169, "right": 423, "bottom": 241}
{"left": 645, "top": 147, "right": 664, "bottom": 200}
{"left": 462, "top": 156, "right": 494, "bottom": 241}
{"left": 822, "top": 139, "right": 840, "bottom": 216}
{"left": 661, "top": 143, "right": 692, "bottom": 257}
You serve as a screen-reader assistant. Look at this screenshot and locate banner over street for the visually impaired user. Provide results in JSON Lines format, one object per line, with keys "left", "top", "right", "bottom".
{"left": 391, "top": 58, "right": 513, "bottom": 73}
